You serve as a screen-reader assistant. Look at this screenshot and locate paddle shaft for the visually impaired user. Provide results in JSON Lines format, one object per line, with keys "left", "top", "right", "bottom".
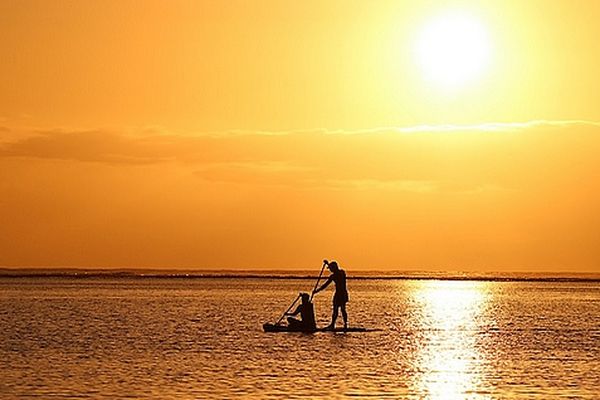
{"left": 310, "top": 261, "right": 327, "bottom": 302}
{"left": 275, "top": 294, "right": 301, "bottom": 325}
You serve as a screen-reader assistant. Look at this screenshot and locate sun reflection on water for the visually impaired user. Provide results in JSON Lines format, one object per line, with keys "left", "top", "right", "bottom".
{"left": 411, "top": 280, "right": 490, "bottom": 399}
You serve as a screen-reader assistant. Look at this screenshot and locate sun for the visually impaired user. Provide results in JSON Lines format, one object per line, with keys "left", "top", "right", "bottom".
{"left": 414, "top": 11, "right": 492, "bottom": 91}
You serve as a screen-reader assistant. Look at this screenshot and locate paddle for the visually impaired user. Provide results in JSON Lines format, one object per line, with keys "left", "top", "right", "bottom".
{"left": 273, "top": 259, "right": 326, "bottom": 327}
{"left": 310, "top": 259, "right": 328, "bottom": 302}
{"left": 274, "top": 293, "right": 301, "bottom": 326}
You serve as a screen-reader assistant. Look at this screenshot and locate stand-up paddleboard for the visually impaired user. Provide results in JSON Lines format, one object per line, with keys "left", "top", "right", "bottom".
{"left": 263, "top": 323, "right": 312, "bottom": 333}
{"left": 263, "top": 323, "right": 377, "bottom": 333}
{"left": 264, "top": 260, "right": 378, "bottom": 334}
{"left": 315, "top": 326, "right": 377, "bottom": 333}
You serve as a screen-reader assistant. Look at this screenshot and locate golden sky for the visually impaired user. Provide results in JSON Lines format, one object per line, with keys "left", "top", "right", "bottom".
{"left": 1, "top": 1, "right": 599, "bottom": 271}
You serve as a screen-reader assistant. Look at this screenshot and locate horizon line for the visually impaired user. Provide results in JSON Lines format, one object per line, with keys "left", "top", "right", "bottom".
{"left": 1, "top": 267, "right": 598, "bottom": 283}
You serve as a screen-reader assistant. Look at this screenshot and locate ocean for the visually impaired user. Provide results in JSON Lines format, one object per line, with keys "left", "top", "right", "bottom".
{"left": 1, "top": 276, "right": 599, "bottom": 399}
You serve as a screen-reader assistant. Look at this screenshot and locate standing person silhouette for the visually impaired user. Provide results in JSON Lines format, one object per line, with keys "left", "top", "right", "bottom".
{"left": 313, "top": 260, "right": 348, "bottom": 330}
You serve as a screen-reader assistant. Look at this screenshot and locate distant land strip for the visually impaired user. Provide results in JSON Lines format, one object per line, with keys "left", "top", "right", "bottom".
{"left": 0, "top": 268, "right": 598, "bottom": 282}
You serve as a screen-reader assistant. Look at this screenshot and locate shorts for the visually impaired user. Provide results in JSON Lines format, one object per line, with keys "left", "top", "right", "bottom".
{"left": 333, "top": 291, "right": 349, "bottom": 307}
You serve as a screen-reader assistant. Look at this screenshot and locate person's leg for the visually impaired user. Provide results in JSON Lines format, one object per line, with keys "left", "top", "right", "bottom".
{"left": 330, "top": 304, "right": 339, "bottom": 329}
{"left": 287, "top": 317, "right": 302, "bottom": 330}
{"left": 341, "top": 304, "right": 348, "bottom": 329}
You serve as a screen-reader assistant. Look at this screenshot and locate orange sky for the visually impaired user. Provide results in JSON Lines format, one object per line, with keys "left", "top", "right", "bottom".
{"left": 1, "top": 1, "right": 599, "bottom": 272}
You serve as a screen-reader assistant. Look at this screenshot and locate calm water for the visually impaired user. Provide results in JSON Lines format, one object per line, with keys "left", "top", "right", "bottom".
{"left": 1, "top": 277, "right": 599, "bottom": 399}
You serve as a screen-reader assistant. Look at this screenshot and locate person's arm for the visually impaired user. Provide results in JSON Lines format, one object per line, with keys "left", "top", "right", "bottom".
{"left": 314, "top": 276, "right": 333, "bottom": 294}
{"left": 286, "top": 304, "right": 302, "bottom": 316}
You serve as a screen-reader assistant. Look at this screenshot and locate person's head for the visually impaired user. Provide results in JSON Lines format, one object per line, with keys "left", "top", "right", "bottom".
{"left": 300, "top": 292, "right": 310, "bottom": 304}
{"left": 327, "top": 261, "right": 339, "bottom": 272}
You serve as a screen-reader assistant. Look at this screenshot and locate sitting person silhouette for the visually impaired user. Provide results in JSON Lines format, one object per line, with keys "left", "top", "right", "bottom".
{"left": 285, "top": 292, "right": 317, "bottom": 332}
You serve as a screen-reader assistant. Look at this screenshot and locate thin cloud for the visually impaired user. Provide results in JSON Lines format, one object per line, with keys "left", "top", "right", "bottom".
{"left": 216, "top": 120, "right": 600, "bottom": 136}
{"left": 1, "top": 121, "right": 599, "bottom": 193}
{"left": 0, "top": 130, "right": 174, "bottom": 164}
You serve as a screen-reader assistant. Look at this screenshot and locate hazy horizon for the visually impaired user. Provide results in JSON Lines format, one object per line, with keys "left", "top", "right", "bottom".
{"left": 1, "top": 266, "right": 598, "bottom": 280}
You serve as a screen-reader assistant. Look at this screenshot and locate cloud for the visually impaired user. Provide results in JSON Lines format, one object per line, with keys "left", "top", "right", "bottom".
{"left": 378, "top": 119, "right": 600, "bottom": 133}
{"left": 2, "top": 119, "right": 599, "bottom": 161}
{"left": 323, "top": 179, "right": 439, "bottom": 192}
{"left": 0, "top": 130, "right": 171, "bottom": 164}
{"left": 1, "top": 121, "right": 599, "bottom": 193}
{"left": 220, "top": 119, "right": 600, "bottom": 135}
{"left": 193, "top": 162, "right": 442, "bottom": 192}
{"left": 194, "top": 161, "right": 318, "bottom": 187}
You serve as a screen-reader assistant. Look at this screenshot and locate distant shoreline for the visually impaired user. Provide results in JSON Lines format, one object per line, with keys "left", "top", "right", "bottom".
{"left": 0, "top": 268, "right": 598, "bottom": 282}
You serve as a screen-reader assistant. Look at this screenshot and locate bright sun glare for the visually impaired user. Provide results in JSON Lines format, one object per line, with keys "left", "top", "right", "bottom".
{"left": 414, "top": 11, "right": 492, "bottom": 91}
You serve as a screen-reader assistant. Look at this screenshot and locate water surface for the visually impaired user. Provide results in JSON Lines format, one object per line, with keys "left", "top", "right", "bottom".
{"left": 1, "top": 277, "right": 599, "bottom": 399}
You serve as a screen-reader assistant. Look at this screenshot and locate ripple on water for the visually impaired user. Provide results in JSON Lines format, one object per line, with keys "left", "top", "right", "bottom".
{"left": 1, "top": 278, "right": 599, "bottom": 399}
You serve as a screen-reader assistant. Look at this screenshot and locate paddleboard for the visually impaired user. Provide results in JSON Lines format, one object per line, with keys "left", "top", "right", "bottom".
{"left": 263, "top": 323, "right": 377, "bottom": 333}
